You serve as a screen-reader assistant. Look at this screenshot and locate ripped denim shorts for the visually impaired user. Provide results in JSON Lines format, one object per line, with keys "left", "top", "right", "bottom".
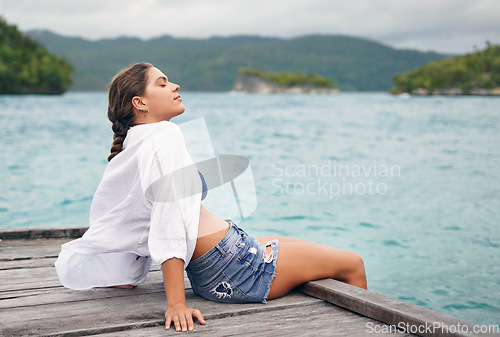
{"left": 186, "top": 219, "right": 279, "bottom": 304}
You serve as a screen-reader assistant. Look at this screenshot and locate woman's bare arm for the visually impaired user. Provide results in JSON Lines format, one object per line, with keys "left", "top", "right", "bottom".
{"left": 162, "top": 258, "right": 206, "bottom": 332}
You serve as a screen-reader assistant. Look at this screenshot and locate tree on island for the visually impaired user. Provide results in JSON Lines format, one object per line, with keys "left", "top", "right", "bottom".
{"left": 234, "top": 68, "right": 339, "bottom": 93}
{"left": 0, "top": 17, "right": 73, "bottom": 94}
{"left": 391, "top": 43, "right": 500, "bottom": 95}
{"left": 239, "top": 68, "right": 338, "bottom": 89}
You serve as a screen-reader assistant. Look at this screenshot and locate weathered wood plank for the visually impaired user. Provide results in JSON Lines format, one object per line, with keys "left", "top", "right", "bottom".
{"left": 0, "top": 256, "right": 58, "bottom": 270}
{"left": 0, "top": 272, "right": 172, "bottom": 309}
{"left": 0, "top": 267, "right": 159, "bottom": 292}
{"left": 0, "top": 280, "right": 61, "bottom": 293}
{"left": 0, "top": 239, "right": 66, "bottom": 260}
{"left": 0, "top": 290, "right": 322, "bottom": 336}
{"left": 0, "top": 267, "right": 59, "bottom": 288}
{"left": 0, "top": 238, "right": 65, "bottom": 270}
{"left": 0, "top": 238, "right": 70, "bottom": 247}
{"left": 79, "top": 302, "right": 415, "bottom": 337}
{"left": 299, "top": 279, "right": 498, "bottom": 337}
{"left": 0, "top": 227, "right": 87, "bottom": 240}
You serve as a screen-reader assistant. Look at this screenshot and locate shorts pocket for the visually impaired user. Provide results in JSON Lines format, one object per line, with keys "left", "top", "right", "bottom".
{"left": 197, "top": 273, "right": 249, "bottom": 303}
{"left": 237, "top": 238, "right": 262, "bottom": 269}
{"left": 235, "top": 232, "right": 255, "bottom": 261}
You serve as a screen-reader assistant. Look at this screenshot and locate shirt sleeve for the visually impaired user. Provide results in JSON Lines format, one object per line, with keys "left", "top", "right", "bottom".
{"left": 138, "top": 121, "right": 202, "bottom": 267}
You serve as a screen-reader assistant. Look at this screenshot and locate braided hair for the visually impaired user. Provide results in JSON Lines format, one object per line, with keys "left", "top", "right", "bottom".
{"left": 107, "top": 62, "right": 153, "bottom": 162}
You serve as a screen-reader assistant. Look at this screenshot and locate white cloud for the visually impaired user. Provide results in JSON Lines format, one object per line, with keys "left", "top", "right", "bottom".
{"left": 0, "top": 0, "right": 499, "bottom": 53}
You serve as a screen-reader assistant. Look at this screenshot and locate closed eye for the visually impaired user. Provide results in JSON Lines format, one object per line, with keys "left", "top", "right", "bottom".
{"left": 155, "top": 75, "right": 169, "bottom": 87}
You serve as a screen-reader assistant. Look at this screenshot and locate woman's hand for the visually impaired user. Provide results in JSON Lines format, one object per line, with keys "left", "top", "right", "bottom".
{"left": 161, "top": 258, "right": 205, "bottom": 331}
{"left": 165, "top": 303, "right": 206, "bottom": 332}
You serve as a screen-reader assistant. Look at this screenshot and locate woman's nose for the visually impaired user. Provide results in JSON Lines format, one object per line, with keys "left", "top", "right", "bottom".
{"left": 172, "top": 83, "right": 180, "bottom": 91}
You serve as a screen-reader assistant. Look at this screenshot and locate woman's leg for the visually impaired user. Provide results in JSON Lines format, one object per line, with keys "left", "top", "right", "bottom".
{"left": 256, "top": 236, "right": 367, "bottom": 300}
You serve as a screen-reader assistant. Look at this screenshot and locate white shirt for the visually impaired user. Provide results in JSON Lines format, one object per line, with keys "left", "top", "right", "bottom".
{"left": 55, "top": 121, "right": 203, "bottom": 290}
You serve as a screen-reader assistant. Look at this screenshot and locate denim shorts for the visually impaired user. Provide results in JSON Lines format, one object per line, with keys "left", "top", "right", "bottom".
{"left": 186, "top": 220, "right": 279, "bottom": 304}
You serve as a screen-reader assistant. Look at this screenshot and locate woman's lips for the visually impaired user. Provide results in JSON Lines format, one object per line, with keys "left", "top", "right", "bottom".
{"left": 174, "top": 95, "right": 181, "bottom": 101}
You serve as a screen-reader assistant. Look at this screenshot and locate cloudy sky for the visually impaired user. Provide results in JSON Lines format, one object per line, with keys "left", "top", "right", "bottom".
{"left": 1, "top": 0, "right": 499, "bottom": 54}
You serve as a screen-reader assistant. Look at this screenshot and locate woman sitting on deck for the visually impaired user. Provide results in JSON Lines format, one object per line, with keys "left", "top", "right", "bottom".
{"left": 55, "top": 62, "right": 367, "bottom": 333}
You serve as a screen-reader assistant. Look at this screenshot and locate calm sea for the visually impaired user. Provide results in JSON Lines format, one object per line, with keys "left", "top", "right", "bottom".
{"left": 1, "top": 92, "right": 499, "bottom": 325}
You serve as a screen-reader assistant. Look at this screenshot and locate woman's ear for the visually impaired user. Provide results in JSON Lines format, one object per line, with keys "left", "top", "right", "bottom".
{"left": 132, "top": 96, "right": 148, "bottom": 112}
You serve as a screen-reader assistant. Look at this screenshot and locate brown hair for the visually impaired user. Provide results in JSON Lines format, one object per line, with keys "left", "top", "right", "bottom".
{"left": 107, "top": 62, "right": 153, "bottom": 161}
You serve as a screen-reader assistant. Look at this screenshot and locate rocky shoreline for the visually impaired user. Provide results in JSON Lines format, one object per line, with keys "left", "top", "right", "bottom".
{"left": 233, "top": 73, "right": 339, "bottom": 94}
{"left": 410, "top": 87, "right": 500, "bottom": 96}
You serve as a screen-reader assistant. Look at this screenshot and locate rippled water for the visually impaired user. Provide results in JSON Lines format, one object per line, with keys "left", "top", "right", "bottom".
{"left": 1, "top": 92, "right": 499, "bottom": 325}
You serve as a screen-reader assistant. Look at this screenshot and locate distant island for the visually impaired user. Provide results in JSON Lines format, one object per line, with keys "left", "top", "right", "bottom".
{"left": 0, "top": 17, "right": 73, "bottom": 94}
{"left": 234, "top": 68, "right": 339, "bottom": 94}
{"left": 391, "top": 43, "right": 500, "bottom": 96}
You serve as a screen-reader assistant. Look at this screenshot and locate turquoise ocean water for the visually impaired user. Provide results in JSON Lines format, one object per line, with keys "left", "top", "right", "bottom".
{"left": 1, "top": 92, "right": 499, "bottom": 325}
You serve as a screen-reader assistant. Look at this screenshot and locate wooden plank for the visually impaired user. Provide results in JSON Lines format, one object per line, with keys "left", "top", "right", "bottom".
{"left": 0, "top": 271, "right": 170, "bottom": 309}
{"left": 299, "top": 279, "right": 499, "bottom": 337}
{"left": 0, "top": 238, "right": 70, "bottom": 248}
{"left": 0, "top": 245, "right": 60, "bottom": 261}
{"left": 0, "top": 281, "right": 163, "bottom": 309}
{"left": 0, "top": 268, "right": 158, "bottom": 292}
{"left": 0, "top": 228, "right": 87, "bottom": 240}
{"left": 0, "top": 238, "right": 66, "bottom": 270}
{"left": 0, "top": 267, "right": 59, "bottom": 288}
{"left": 0, "top": 290, "right": 322, "bottom": 336}
{"left": 0, "top": 256, "right": 58, "bottom": 270}
{"left": 86, "top": 302, "right": 415, "bottom": 337}
{"left": 0, "top": 280, "right": 61, "bottom": 293}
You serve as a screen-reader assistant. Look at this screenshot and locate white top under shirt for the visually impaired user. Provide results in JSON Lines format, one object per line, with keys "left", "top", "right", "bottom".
{"left": 55, "top": 121, "right": 203, "bottom": 290}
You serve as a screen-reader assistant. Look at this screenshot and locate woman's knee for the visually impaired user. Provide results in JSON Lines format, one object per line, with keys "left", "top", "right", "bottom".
{"left": 352, "top": 253, "right": 366, "bottom": 276}
{"left": 333, "top": 251, "right": 366, "bottom": 280}
{"left": 343, "top": 252, "right": 367, "bottom": 288}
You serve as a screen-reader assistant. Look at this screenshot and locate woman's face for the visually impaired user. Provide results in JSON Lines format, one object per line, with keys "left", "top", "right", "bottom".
{"left": 141, "top": 67, "right": 185, "bottom": 122}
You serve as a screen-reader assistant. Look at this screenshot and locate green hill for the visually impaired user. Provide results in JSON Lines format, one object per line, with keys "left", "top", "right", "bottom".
{"left": 391, "top": 43, "right": 500, "bottom": 95}
{"left": 0, "top": 17, "right": 73, "bottom": 94}
{"left": 27, "top": 30, "right": 449, "bottom": 92}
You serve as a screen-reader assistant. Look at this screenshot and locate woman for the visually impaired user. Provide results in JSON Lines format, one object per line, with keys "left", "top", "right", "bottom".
{"left": 55, "top": 62, "right": 367, "bottom": 333}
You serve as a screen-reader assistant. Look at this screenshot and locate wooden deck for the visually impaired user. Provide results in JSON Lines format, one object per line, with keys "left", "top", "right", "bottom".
{"left": 0, "top": 229, "right": 496, "bottom": 337}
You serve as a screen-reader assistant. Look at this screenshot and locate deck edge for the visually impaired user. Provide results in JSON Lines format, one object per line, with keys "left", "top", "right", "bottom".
{"left": 298, "top": 279, "right": 499, "bottom": 337}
